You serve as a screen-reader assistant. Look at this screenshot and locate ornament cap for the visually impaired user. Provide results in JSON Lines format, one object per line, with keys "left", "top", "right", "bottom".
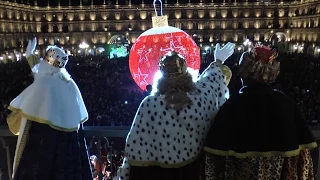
{"left": 152, "top": 15, "right": 169, "bottom": 28}
{"left": 152, "top": 0, "right": 168, "bottom": 28}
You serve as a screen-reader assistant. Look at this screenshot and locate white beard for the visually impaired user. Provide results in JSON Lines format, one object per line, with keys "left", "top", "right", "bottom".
{"left": 32, "top": 58, "right": 71, "bottom": 81}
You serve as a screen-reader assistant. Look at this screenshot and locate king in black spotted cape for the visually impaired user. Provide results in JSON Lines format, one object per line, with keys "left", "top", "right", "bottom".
{"left": 119, "top": 61, "right": 232, "bottom": 180}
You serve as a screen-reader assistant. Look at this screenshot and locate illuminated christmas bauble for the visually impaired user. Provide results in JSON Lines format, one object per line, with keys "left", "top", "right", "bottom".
{"left": 129, "top": 26, "right": 201, "bottom": 90}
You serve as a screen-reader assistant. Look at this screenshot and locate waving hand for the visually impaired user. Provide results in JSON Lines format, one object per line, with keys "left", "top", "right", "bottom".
{"left": 25, "top": 37, "right": 37, "bottom": 58}
{"left": 214, "top": 42, "right": 235, "bottom": 64}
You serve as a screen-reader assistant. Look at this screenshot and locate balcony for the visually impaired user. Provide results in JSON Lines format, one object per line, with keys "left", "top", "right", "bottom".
{"left": 1, "top": 125, "right": 320, "bottom": 180}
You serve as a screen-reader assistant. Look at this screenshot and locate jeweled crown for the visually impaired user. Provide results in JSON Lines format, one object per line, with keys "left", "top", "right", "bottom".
{"left": 159, "top": 51, "right": 187, "bottom": 78}
{"left": 249, "top": 46, "right": 278, "bottom": 64}
{"left": 45, "top": 46, "right": 68, "bottom": 68}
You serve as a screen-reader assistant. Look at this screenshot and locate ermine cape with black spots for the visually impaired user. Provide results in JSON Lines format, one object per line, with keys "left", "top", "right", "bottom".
{"left": 119, "top": 62, "right": 231, "bottom": 180}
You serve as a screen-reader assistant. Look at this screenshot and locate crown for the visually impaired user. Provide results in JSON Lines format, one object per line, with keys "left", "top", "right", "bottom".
{"left": 239, "top": 46, "right": 280, "bottom": 83}
{"left": 159, "top": 51, "right": 187, "bottom": 78}
{"left": 250, "top": 46, "right": 278, "bottom": 64}
{"left": 45, "top": 46, "right": 68, "bottom": 68}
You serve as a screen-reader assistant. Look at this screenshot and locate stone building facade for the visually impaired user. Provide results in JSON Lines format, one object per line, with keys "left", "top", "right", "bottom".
{"left": 0, "top": 0, "right": 319, "bottom": 62}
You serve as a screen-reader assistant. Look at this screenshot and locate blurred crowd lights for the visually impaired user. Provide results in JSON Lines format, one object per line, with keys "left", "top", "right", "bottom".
{"left": 1, "top": 40, "right": 320, "bottom": 61}
{"left": 243, "top": 39, "right": 252, "bottom": 46}
{"left": 79, "top": 42, "right": 89, "bottom": 49}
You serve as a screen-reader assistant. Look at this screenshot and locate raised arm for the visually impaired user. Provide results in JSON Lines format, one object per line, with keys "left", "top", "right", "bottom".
{"left": 197, "top": 42, "right": 234, "bottom": 107}
{"left": 199, "top": 43, "right": 234, "bottom": 85}
{"left": 25, "top": 38, "right": 40, "bottom": 71}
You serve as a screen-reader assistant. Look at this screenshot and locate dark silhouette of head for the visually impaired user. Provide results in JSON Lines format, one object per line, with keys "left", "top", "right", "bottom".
{"left": 146, "top": 84, "right": 152, "bottom": 93}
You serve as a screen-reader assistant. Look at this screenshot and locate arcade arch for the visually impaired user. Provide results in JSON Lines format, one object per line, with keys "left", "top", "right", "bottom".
{"left": 307, "top": 46, "right": 314, "bottom": 56}
{"left": 107, "top": 34, "right": 130, "bottom": 59}
{"left": 108, "top": 34, "right": 130, "bottom": 45}
{"left": 270, "top": 32, "right": 288, "bottom": 53}
{"left": 269, "top": 32, "right": 287, "bottom": 44}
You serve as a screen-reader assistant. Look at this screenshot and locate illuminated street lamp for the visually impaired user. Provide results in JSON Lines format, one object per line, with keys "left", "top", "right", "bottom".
{"left": 79, "top": 42, "right": 89, "bottom": 49}
{"left": 79, "top": 42, "right": 89, "bottom": 56}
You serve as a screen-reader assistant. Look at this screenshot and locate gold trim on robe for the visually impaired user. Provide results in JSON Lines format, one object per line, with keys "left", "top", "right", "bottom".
{"left": 7, "top": 111, "right": 22, "bottom": 135}
{"left": 216, "top": 63, "right": 232, "bottom": 86}
{"left": 203, "top": 142, "right": 318, "bottom": 159}
{"left": 13, "top": 120, "right": 32, "bottom": 177}
{"left": 220, "top": 65, "right": 232, "bottom": 86}
{"left": 8, "top": 106, "right": 88, "bottom": 132}
{"left": 27, "top": 55, "right": 40, "bottom": 70}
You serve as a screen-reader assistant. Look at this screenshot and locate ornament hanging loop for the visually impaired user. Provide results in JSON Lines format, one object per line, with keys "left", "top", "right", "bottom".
{"left": 152, "top": 0, "right": 168, "bottom": 27}
{"left": 153, "top": 0, "right": 163, "bottom": 16}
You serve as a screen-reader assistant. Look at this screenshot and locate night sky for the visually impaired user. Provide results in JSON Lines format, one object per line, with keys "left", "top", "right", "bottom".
{"left": 7, "top": 0, "right": 295, "bottom": 6}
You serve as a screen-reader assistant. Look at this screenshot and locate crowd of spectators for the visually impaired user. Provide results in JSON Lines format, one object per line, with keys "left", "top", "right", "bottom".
{"left": 67, "top": 56, "right": 145, "bottom": 126}
{"left": 89, "top": 137, "right": 125, "bottom": 179}
{"left": 0, "top": 52, "right": 320, "bottom": 127}
{"left": 277, "top": 53, "right": 320, "bottom": 124}
{"left": 0, "top": 62, "right": 33, "bottom": 126}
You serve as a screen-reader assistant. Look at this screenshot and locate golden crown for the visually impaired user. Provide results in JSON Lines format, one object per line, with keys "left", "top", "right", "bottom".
{"left": 159, "top": 51, "right": 187, "bottom": 78}
{"left": 45, "top": 47, "right": 68, "bottom": 68}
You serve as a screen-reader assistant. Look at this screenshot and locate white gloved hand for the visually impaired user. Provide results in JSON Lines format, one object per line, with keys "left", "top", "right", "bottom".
{"left": 214, "top": 42, "right": 235, "bottom": 63}
{"left": 25, "top": 37, "right": 37, "bottom": 58}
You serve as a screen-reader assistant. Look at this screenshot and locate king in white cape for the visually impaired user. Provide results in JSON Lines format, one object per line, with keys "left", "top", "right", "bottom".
{"left": 7, "top": 43, "right": 92, "bottom": 180}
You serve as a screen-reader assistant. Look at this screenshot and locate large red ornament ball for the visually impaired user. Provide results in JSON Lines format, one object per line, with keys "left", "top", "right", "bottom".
{"left": 129, "top": 26, "right": 201, "bottom": 90}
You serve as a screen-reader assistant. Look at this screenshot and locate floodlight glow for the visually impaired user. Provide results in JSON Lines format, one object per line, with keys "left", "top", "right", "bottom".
{"left": 79, "top": 42, "right": 89, "bottom": 49}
